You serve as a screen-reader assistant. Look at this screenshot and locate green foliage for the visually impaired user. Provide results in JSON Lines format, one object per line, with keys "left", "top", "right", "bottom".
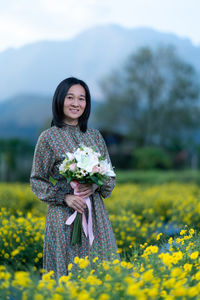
{"left": 115, "top": 169, "right": 200, "bottom": 185}
{"left": 0, "top": 183, "right": 47, "bottom": 217}
{"left": 131, "top": 146, "right": 172, "bottom": 170}
{"left": 95, "top": 45, "right": 200, "bottom": 150}
{"left": 0, "top": 138, "right": 34, "bottom": 182}
{"left": 71, "top": 213, "right": 82, "bottom": 246}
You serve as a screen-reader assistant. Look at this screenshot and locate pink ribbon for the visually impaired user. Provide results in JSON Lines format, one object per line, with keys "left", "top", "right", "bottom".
{"left": 65, "top": 180, "right": 94, "bottom": 246}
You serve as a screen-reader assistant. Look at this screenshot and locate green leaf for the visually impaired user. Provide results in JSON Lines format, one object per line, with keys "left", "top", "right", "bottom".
{"left": 71, "top": 213, "right": 82, "bottom": 246}
{"left": 49, "top": 176, "right": 58, "bottom": 186}
{"left": 97, "top": 179, "right": 104, "bottom": 186}
{"left": 67, "top": 177, "right": 72, "bottom": 184}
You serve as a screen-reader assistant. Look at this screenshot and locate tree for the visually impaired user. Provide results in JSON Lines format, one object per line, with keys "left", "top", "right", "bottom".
{"left": 0, "top": 138, "right": 34, "bottom": 181}
{"left": 95, "top": 45, "right": 200, "bottom": 148}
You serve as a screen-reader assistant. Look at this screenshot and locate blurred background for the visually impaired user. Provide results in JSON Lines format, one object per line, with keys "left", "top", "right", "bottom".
{"left": 2, "top": 1, "right": 200, "bottom": 291}
{"left": 0, "top": 0, "right": 200, "bottom": 182}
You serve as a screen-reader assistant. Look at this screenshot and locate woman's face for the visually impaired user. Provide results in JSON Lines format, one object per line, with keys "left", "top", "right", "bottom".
{"left": 63, "top": 84, "right": 86, "bottom": 124}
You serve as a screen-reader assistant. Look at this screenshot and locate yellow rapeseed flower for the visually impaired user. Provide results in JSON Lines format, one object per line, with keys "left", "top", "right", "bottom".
{"left": 172, "top": 251, "right": 183, "bottom": 263}
{"left": 172, "top": 286, "right": 187, "bottom": 297}
{"left": 121, "top": 261, "right": 127, "bottom": 268}
{"left": 171, "top": 267, "right": 182, "bottom": 277}
{"left": 187, "top": 286, "right": 198, "bottom": 297}
{"left": 12, "top": 271, "right": 31, "bottom": 288}
{"left": 74, "top": 256, "right": 79, "bottom": 264}
{"left": 160, "top": 290, "right": 167, "bottom": 297}
{"left": 79, "top": 258, "right": 89, "bottom": 269}
{"left": 190, "top": 251, "right": 199, "bottom": 260}
{"left": 105, "top": 274, "right": 112, "bottom": 281}
{"left": 143, "top": 269, "right": 153, "bottom": 282}
{"left": 34, "top": 294, "right": 44, "bottom": 300}
{"left": 59, "top": 276, "right": 69, "bottom": 285}
{"left": 189, "top": 228, "right": 195, "bottom": 235}
{"left": 77, "top": 290, "right": 91, "bottom": 300}
{"left": 50, "top": 294, "right": 63, "bottom": 300}
{"left": 11, "top": 249, "right": 20, "bottom": 256}
{"left": 93, "top": 257, "right": 99, "bottom": 263}
{"left": 148, "top": 288, "right": 158, "bottom": 297}
{"left": 102, "top": 262, "right": 109, "bottom": 270}
{"left": 195, "top": 271, "right": 200, "bottom": 280}
{"left": 56, "top": 286, "right": 65, "bottom": 293}
{"left": 127, "top": 282, "right": 140, "bottom": 296}
{"left": 98, "top": 293, "right": 110, "bottom": 300}
{"left": 156, "top": 233, "right": 163, "bottom": 240}
{"left": 140, "top": 265, "right": 145, "bottom": 272}
{"left": 116, "top": 248, "right": 122, "bottom": 253}
{"left": 112, "top": 259, "right": 120, "bottom": 264}
{"left": 184, "top": 263, "right": 192, "bottom": 272}
{"left": 180, "top": 229, "right": 187, "bottom": 235}
{"left": 42, "top": 270, "right": 54, "bottom": 281}
{"left": 133, "top": 272, "right": 140, "bottom": 278}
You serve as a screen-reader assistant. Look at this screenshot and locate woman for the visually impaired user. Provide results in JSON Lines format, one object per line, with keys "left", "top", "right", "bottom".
{"left": 30, "top": 77, "right": 119, "bottom": 281}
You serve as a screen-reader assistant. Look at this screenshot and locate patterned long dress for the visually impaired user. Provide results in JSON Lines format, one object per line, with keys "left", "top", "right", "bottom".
{"left": 30, "top": 123, "right": 119, "bottom": 281}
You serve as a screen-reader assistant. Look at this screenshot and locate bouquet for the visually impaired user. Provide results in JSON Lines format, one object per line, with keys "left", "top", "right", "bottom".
{"left": 59, "top": 144, "right": 116, "bottom": 246}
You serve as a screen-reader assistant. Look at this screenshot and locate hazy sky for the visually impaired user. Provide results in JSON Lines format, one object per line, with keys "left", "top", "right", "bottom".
{"left": 0, "top": 0, "right": 199, "bottom": 52}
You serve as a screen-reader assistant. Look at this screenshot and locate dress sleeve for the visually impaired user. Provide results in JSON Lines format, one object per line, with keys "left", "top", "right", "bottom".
{"left": 96, "top": 130, "right": 116, "bottom": 199}
{"left": 30, "top": 131, "right": 72, "bottom": 205}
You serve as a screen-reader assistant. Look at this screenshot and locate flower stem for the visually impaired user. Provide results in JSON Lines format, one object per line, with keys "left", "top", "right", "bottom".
{"left": 71, "top": 212, "right": 82, "bottom": 246}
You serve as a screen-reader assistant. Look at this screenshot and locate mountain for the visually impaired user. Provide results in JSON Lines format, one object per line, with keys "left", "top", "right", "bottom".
{"left": 0, "top": 94, "right": 100, "bottom": 142}
{"left": 0, "top": 24, "right": 200, "bottom": 102}
{"left": 1, "top": 24, "right": 200, "bottom": 142}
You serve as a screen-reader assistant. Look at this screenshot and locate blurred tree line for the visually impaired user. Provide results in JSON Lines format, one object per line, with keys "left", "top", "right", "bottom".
{"left": 0, "top": 139, "right": 34, "bottom": 182}
{"left": 1, "top": 45, "right": 200, "bottom": 182}
{"left": 95, "top": 45, "right": 200, "bottom": 170}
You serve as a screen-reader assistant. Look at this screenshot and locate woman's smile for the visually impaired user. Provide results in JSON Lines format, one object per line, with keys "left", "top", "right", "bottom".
{"left": 63, "top": 84, "right": 86, "bottom": 125}
{"left": 70, "top": 108, "right": 80, "bottom": 113}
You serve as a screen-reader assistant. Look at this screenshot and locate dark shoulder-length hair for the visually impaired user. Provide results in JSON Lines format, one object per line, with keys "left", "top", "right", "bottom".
{"left": 51, "top": 77, "right": 91, "bottom": 133}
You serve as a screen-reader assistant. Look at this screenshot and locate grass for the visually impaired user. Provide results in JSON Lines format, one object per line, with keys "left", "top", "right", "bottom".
{"left": 116, "top": 169, "right": 200, "bottom": 185}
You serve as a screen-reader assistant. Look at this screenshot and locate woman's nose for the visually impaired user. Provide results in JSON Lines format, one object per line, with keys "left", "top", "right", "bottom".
{"left": 72, "top": 98, "right": 79, "bottom": 106}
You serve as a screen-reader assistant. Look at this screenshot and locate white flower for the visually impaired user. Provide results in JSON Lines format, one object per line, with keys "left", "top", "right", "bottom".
{"left": 99, "top": 159, "right": 116, "bottom": 176}
{"left": 78, "top": 153, "right": 99, "bottom": 172}
{"left": 59, "top": 161, "right": 67, "bottom": 172}
{"left": 65, "top": 152, "right": 75, "bottom": 161}
{"left": 60, "top": 145, "right": 115, "bottom": 179}
{"left": 73, "top": 146, "right": 99, "bottom": 173}
{"left": 69, "top": 163, "right": 77, "bottom": 171}
{"left": 59, "top": 164, "right": 65, "bottom": 172}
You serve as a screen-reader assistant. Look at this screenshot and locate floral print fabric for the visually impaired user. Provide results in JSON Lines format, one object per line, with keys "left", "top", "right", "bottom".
{"left": 30, "top": 123, "right": 119, "bottom": 281}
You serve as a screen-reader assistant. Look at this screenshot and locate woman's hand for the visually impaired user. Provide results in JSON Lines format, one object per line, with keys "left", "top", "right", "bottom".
{"left": 64, "top": 183, "right": 99, "bottom": 213}
{"left": 76, "top": 183, "right": 98, "bottom": 198}
{"left": 64, "top": 195, "right": 86, "bottom": 214}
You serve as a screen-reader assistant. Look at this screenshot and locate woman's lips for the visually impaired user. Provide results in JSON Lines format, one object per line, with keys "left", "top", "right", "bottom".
{"left": 70, "top": 109, "right": 79, "bottom": 113}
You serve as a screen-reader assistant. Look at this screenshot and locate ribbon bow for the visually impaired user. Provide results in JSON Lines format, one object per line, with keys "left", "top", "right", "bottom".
{"left": 65, "top": 181, "right": 94, "bottom": 246}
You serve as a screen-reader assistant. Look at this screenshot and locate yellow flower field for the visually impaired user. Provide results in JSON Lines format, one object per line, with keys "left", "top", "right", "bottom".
{"left": 1, "top": 228, "right": 200, "bottom": 299}
{"left": 1, "top": 182, "right": 200, "bottom": 299}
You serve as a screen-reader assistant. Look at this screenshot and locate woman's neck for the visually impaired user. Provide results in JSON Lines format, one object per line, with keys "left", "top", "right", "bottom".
{"left": 63, "top": 118, "right": 78, "bottom": 126}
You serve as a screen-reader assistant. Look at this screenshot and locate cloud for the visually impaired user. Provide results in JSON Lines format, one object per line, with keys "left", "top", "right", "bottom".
{"left": 0, "top": 0, "right": 199, "bottom": 52}
{"left": 0, "top": 0, "right": 105, "bottom": 50}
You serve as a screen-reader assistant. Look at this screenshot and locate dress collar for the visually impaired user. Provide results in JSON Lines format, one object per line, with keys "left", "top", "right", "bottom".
{"left": 62, "top": 122, "right": 80, "bottom": 131}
